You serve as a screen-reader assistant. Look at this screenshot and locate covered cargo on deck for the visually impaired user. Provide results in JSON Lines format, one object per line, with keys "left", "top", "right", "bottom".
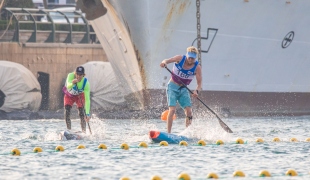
{"left": 81, "top": 61, "right": 125, "bottom": 111}
{"left": 0, "top": 61, "right": 42, "bottom": 113}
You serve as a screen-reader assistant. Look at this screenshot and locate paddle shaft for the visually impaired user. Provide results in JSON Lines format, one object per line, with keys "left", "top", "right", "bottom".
{"left": 164, "top": 66, "right": 233, "bottom": 133}
{"left": 78, "top": 94, "right": 92, "bottom": 134}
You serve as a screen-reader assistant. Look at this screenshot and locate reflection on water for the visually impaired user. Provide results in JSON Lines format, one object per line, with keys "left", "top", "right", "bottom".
{"left": 0, "top": 116, "right": 310, "bottom": 179}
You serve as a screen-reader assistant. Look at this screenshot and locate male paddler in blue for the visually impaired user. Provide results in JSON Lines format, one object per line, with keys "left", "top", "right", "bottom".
{"left": 159, "top": 46, "right": 202, "bottom": 133}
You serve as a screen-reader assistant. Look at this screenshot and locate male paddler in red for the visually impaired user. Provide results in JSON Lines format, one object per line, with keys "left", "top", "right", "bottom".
{"left": 63, "top": 66, "right": 91, "bottom": 133}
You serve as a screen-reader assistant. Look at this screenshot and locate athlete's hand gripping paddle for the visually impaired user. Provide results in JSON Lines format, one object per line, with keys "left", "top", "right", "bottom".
{"left": 165, "top": 66, "right": 233, "bottom": 133}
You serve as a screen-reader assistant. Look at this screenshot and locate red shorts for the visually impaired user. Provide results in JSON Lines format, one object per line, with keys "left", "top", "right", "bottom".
{"left": 64, "top": 93, "right": 85, "bottom": 108}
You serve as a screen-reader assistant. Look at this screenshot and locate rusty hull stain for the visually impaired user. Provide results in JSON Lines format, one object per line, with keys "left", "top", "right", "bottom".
{"left": 163, "top": 0, "right": 191, "bottom": 30}
{"left": 158, "top": 0, "right": 191, "bottom": 46}
{"left": 134, "top": 46, "right": 147, "bottom": 90}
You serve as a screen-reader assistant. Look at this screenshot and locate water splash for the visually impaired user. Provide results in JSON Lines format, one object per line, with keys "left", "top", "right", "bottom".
{"left": 179, "top": 117, "right": 233, "bottom": 143}
{"left": 87, "top": 114, "right": 106, "bottom": 141}
{"left": 44, "top": 131, "right": 62, "bottom": 141}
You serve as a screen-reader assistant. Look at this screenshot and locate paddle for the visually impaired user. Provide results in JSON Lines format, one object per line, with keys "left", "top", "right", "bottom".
{"left": 78, "top": 94, "right": 92, "bottom": 135}
{"left": 164, "top": 66, "right": 233, "bottom": 133}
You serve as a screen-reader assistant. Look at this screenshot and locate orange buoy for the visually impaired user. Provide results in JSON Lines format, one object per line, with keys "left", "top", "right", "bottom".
{"left": 161, "top": 110, "right": 176, "bottom": 121}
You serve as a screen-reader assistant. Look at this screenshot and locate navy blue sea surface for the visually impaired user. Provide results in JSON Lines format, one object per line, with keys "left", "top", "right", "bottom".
{"left": 0, "top": 115, "right": 310, "bottom": 179}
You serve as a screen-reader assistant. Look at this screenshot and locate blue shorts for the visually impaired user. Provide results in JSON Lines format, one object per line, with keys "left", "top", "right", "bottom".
{"left": 166, "top": 81, "right": 191, "bottom": 109}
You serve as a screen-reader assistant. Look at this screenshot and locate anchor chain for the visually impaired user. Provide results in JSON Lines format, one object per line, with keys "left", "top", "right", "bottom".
{"left": 196, "top": 0, "right": 201, "bottom": 65}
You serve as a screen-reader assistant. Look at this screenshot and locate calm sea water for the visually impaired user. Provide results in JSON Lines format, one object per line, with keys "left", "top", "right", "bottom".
{"left": 0, "top": 114, "right": 310, "bottom": 180}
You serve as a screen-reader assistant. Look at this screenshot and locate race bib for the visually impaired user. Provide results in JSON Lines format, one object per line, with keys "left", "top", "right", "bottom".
{"left": 68, "top": 88, "right": 79, "bottom": 95}
{"left": 62, "top": 85, "right": 80, "bottom": 97}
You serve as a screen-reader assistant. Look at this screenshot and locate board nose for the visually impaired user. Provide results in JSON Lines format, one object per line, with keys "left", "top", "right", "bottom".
{"left": 149, "top": 130, "right": 160, "bottom": 138}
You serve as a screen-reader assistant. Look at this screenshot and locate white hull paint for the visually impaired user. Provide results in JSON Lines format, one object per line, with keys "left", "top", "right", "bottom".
{"left": 90, "top": 0, "right": 310, "bottom": 115}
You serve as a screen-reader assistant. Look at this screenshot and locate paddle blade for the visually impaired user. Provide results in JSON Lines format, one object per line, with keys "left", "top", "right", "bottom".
{"left": 218, "top": 119, "right": 233, "bottom": 133}
{"left": 161, "top": 110, "right": 176, "bottom": 121}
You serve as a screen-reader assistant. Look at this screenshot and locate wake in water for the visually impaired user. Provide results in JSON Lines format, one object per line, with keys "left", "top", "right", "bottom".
{"left": 41, "top": 115, "right": 107, "bottom": 141}
{"left": 179, "top": 114, "right": 233, "bottom": 143}
{"left": 14, "top": 113, "right": 234, "bottom": 144}
{"left": 126, "top": 119, "right": 157, "bottom": 143}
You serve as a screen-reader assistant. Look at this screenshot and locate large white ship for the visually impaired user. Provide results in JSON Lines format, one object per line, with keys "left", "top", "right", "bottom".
{"left": 77, "top": 0, "right": 310, "bottom": 116}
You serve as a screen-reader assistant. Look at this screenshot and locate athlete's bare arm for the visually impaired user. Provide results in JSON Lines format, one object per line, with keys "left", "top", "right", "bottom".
{"left": 160, "top": 55, "right": 183, "bottom": 67}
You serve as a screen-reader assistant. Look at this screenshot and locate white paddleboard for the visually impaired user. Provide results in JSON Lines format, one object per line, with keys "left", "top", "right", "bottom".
{"left": 59, "top": 130, "right": 83, "bottom": 140}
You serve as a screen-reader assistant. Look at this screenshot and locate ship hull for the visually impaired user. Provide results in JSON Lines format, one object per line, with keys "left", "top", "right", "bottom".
{"left": 86, "top": 0, "right": 310, "bottom": 116}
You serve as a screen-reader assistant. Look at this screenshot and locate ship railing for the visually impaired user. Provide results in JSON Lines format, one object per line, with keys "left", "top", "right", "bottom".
{"left": 0, "top": 8, "right": 97, "bottom": 44}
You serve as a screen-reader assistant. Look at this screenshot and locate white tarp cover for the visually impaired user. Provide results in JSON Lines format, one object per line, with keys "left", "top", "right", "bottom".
{"left": 0, "top": 61, "right": 42, "bottom": 112}
{"left": 82, "top": 61, "right": 125, "bottom": 110}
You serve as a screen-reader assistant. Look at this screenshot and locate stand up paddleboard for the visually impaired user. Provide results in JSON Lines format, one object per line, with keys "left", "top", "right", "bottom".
{"left": 60, "top": 130, "right": 83, "bottom": 140}
{"left": 149, "top": 130, "right": 190, "bottom": 144}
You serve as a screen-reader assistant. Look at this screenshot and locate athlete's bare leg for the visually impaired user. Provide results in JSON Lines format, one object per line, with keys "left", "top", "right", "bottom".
{"left": 167, "top": 106, "right": 176, "bottom": 133}
{"left": 184, "top": 107, "right": 192, "bottom": 127}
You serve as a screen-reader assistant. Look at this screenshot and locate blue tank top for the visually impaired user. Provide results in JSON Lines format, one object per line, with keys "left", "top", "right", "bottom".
{"left": 171, "top": 55, "right": 199, "bottom": 85}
